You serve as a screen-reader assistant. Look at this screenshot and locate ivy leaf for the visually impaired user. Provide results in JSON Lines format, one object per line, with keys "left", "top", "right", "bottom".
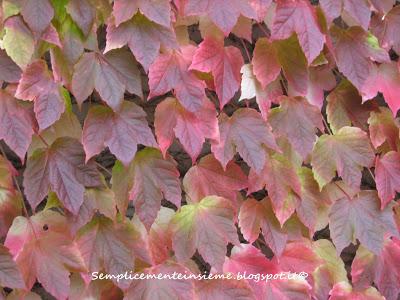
{"left": 0, "top": 49, "right": 21, "bottom": 83}
{"left": 113, "top": 0, "right": 171, "bottom": 27}
{"left": 320, "top": 0, "right": 371, "bottom": 29}
{"left": 269, "top": 96, "right": 323, "bottom": 159}
{"left": 125, "top": 262, "right": 195, "bottom": 300}
{"left": 272, "top": 0, "right": 325, "bottom": 64}
{"left": 211, "top": 108, "right": 279, "bottom": 173}
{"left": 105, "top": 14, "right": 178, "bottom": 71}
{"left": 154, "top": 97, "right": 219, "bottom": 163}
{"left": 82, "top": 102, "right": 157, "bottom": 166}
{"left": 23, "top": 137, "right": 102, "bottom": 215}
{"left": 362, "top": 62, "right": 400, "bottom": 116}
{"left": 329, "top": 190, "right": 398, "bottom": 255}
{"left": 248, "top": 153, "right": 301, "bottom": 225}
{"left": 15, "top": 60, "right": 65, "bottom": 130}
{"left": 0, "top": 244, "right": 25, "bottom": 289}
{"left": 0, "top": 89, "right": 35, "bottom": 161}
{"left": 66, "top": 0, "right": 95, "bottom": 36}
{"left": 252, "top": 38, "right": 281, "bottom": 89}
{"left": 148, "top": 46, "right": 206, "bottom": 112}
{"left": 352, "top": 238, "right": 400, "bottom": 300}
{"left": 195, "top": 279, "right": 255, "bottom": 300}
{"left": 238, "top": 198, "right": 288, "bottom": 257}
{"left": 76, "top": 215, "right": 145, "bottom": 289}
{"left": 371, "top": 6, "right": 400, "bottom": 55}
{"left": 311, "top": 126, "right": 375, "bottom": 190}
{"left": 183, "top": 154, "right": 247, "bottom": 204}
{"left": 327, "top": 80, "right": 378, "bottom": 134}
{"left": 71, "top": 50, "right": 142, "bottom": 111}
{"left": 15, "top": 0, "right": 54, "bottom": 33}
{"left": 368, "top": 107, "right": 400, "bottom": 150}
{"left": 375, "top": 151, "right": 400, "bottom": 209}
{"left": 128, "top": 148, "right": 182, "bottom": 229}
{"left": 184, "top": 0, "right": 256, "bottom": 35}
{"left": 171, "top": 196, "right": 238, "bottom": 271}
{"left": 330, "top": 26, "right": 390, "bottom": 92}
{"left": 249, "top": 0, "right": 273, "bottom": 22}
{"left": 5, "top": 211, "right": 86, "bottom": 300}
{"left": 190, "top": 37, "right": 244, "bottom": 109}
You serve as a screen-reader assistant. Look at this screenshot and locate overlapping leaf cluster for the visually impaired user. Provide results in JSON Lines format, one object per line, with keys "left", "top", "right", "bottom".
{"left": 0, "top": 0, "right": 399, "bottom": 299}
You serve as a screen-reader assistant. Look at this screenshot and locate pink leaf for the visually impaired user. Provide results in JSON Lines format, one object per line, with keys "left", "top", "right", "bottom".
{"left": 375, "top": 151, "right": 400, "bottom": 209}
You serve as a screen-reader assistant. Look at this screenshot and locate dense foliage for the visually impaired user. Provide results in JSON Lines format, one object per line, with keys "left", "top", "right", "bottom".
{"left": 0, "top": 0, "right": 399, "bottom": 299}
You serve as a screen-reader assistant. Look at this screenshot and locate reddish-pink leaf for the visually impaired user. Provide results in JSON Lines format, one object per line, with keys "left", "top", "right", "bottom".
{"left": 320, "top": 0, "right": 371, "bottom": 30}
{"left": 238, "top": 198, "right": 288, "bottom": 257}
{"left": 0, "top": 89, "right": 34, "bottom": 161}
{"left": 183, "top": 154, "right": 247, "bottom": 204}
{"left": 252, "top": 38, "right": 281, "bottom": 89}
{"left": 330, "top": 26, "right": 390, "bottom": 93}
{"left": 196, "top": 279, "right": 255, "bottom": 300}
{"left": 171, "top": 196, "right": 238, "bottom": 271}
{"left": 113, "top": 0, "right": 171, "bottom": 27}
{"left": 23, "top": 137, "right": 102, "bottom": 214}
{"left": 105, "top": 15, "right": 178, "bottom": 71}
{"left": 15, "top": 60, "right": 65, "bottom": 130}
{"left": 125, "top": 262, "right": 195, "bottom": 300}
{"left": 71, "top": 50, "right": 142, "bottom": 110}
{"left": 82, "top": 102, "right": 157, "bottom": 166}
{"left": 66, "top": 0, "right": 95, "bottom": 36}
{"left": 76, "top": 215, "right": 148, "bottom": 289}
{"left": 272, "top": 0, "right": 325, "bottom": 64}
{"left": 311, "top": 126, "right": 375, "bottom": 190}
{"left": 148, "top": 46, "right": 206, "bottom": 112}
{"left": 329, "top": 281, "right": 385, "bottom": 300}
{"left": 128, "top": 148, "right": 182, "bottom": 229}
{"left": 190, "top": 37, "right": 244, "bottom": 109}
{"left": 184, "top": 0, "right": 256, "bottom": 35}
{"left": 307, "top": 64, "right": 336, "bottom": 109}
{"left": 269, "top": 96, "right": 323, "bottom": 159}
{"left": 211, "top": 108, "right": 279, "bottom": 173}
{"left": 0, "top": 50, "right": 21, "bottom": 83}
{"left": 5, "top": 211, "right": 86, "bottom": 300}
{"left": 362, "top": 62, "right": 400, "bottom": 116}
{"left": 368, "top": 107, "right": 400, "bottom": 150}
{"left": 0, "top": 244, "right": 25, "bottom": 289}
{"left": 375, "top": 151, "right": 400, "bottom": 209}
{"left": 352, "top": 238, "right": 400, "bottom": 300}
{"left": 329, "top": 190, "right": 398, "bottom": 255}
{"left": 371, "top": 6, "right": 400, "bottom": 54}
{"left": 249, "top": 0, "right": 273, "bottom": 22}
{"left": 248, "top": 153, "right": 301, "bottom": 225}
{"left": 154, "top": 97, "right": 219, "bottom": 162}
{"left": 19, "top": 0, "right": 54, "bottom": 33}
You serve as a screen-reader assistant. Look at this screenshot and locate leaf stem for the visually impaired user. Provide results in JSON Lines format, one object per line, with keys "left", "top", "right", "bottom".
{"left": 239, "top": 38, "right": 251, "bottom": 62}
{"left": 322, "top": 116, "right": 333, "bottom": 135}
{"left": 37, "top": 133, "right": 50, "bottom": 147}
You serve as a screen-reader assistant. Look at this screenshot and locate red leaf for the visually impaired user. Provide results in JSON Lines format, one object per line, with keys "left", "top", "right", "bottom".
{"left": 238, "top": 198, "right": 288, "bottom": 257}
{"left": 23, "top": 137, "right": 102, "bottom": 214}
{"left": 329, "top": 281, "right": 385, "bottom": 300}
{"left": 368, "top": 107, "right": 400, "bottom": 150}
{"left": 211, "top": 108, "right": 279, "bottom": 173}
{"left": 183, "top": 154, "right": 247, "bottom": 205}
{"left": 362, "top": 62, "right": 400, "bottom": 116}
{"left": 272, "top": 0, "right": 325, "bottom": 64}
{"left": 82, "top": 102, "right": 157, "bottom": 166}
{"left": 184, "top": 0, "right": 256, "bottom": 35}
{"left": 195, "top": 279, "right": 255, "bottom": 300}
{"left": 19, "top": 0, "right": 54, "bottom": 33}
{"left": 72, "top": 50, "right": 142, "bottom": 110}
{"left": 252, "top": 38, "right": 281, "bottom": 89}
{"left": 371, "top": 6, "right": 400, "bottom": 55}
{"left": 0, "top": 49, "right": 21, "bottom": 83}
{"left": 249, "top": 0, "right": 273, "bottom": 22}
{"left": 105, "top": 14, "right": 178, "bottom": 71}
{"left": 154, "top": 97, "right": 219, "bottom": 162}
{"left": 15, "top": 60, "right": 65, "bottom": 130}
{"left": 128, "top": 148, "right": 182, "bottom": 229}
{"left": 190, "top": 37, "right": 244, "bottom": 109}
{"left": 0, "top": 89, "right": 34, "bottom": 161}
{"left": 171, "top": 196, "right": 238, "bottom": 271}
{"left": 113, "top": 0, "right": 171, "bottom": 27}
{"left": 0, "top": 244, "right": 25, "bottom": 289}
{"left": 269, "top": 96, "right": 323, "bottom": 159}
{"left": 66, "top": 0, "right": 95, "bottom": 36}
{"left": 375, "top": 151, "right": 400, "bottom": 209}
{"left": 330, "top": 26, "right": 390, "bottom": 92}
{"left": 5, "top": 211, "right": 86, "bottom": 300}
{"left": 329, "top": 190, "right": 398, "bottom": 255}
{"left": 148, "top": 46, "right": 206, "bottom": 112}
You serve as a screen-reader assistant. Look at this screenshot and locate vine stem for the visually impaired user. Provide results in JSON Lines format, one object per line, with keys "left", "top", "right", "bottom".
{"left": 95, "top": 162, "right": 112, "bottom": 177}
{"left": 239, "top": 38, "right": 251, "bottom": 62}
